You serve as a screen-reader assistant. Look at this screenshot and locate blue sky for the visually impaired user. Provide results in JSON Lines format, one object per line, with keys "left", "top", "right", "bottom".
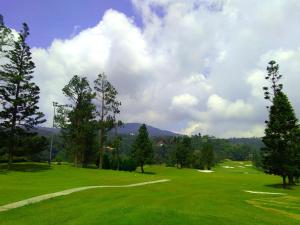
{"left": 1, "top": 0, "right": 141, "bottom": 47}
{"left": 2, "top": 0, "right": 300, "bottom": 137}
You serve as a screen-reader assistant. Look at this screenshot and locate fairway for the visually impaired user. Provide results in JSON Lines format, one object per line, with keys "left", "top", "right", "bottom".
{"left": 0, "top": 161, "right": 299, "bottom": 225}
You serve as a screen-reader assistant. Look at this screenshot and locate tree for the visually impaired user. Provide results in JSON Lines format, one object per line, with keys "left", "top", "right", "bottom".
{"left": 112, "top": 99, "right": 122, "bottom": 170}
{"left": 261, "top": 61, "right": 300, "bottom": 187}
{"left": 56, "top": 75, "right": 97, "bottom": 167}
{"left": 94, "top": 73, "right": 121, "bottom": 169}
{"left": 263, "top": 60, "right": 283, "bottom": 102}
{"left": 131, "top": 124, "right": 153, "bottom": 173}
{"left": 262, "top": 91, "right": 300, "bottom": 187}
{"left": 0, "top": 22, "right": 45, "bottom": 168}
{"left": 175, "top": 136, "right": 192, "bottom": 168}
{"left": 200, "top": 142, "right": 214, "bottom": 170}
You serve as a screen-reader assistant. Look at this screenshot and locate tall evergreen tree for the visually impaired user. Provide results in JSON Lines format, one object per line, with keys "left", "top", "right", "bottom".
{"left": 0, "top": 23, "right": 45, "bottom": 168}
{"left": 175, "top": 136, "right": 192, "bottom": 168}
{"left": 262, "top": 91, "right": 299, "bottom": 186}
{"left": 94, "top": 73, "right": 121, "bottom": 169}
{"left": 200, "top": 142, "right": 215, "bottom": 170}
{"left": 261, "top": 61, "right": 300, "bottom": 187}
{"left": 131, "top": 124, "right": 153, "bottom": 173}
{"left": 56, "top": 75, "right": 97, "bottom": 167}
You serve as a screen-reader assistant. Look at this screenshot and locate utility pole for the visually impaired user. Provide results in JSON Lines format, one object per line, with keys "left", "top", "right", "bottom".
{"left": 49, "top": 102, "right": 58, "bottom": 166}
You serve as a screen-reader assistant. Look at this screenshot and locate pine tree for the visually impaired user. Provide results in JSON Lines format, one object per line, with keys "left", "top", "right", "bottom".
{"left": 261, "top": 61, "right": 300, "bottom": 187}
{"left": 175, "top": 136, "right": 192, "bottom": 168}
{"left": 201, "top": 142, "right": 214, "bottom": 170}
{"left": 94, "top": 73, "right": 121, "bottom": 169}
{"left": 0, "top": 23, "right": 45, "bottom": 168}
{"left": 262, "top": 91, "right": 299, "bottom": 186}
{"left": 131, "top": 124, "right": 153, "bottom": 173}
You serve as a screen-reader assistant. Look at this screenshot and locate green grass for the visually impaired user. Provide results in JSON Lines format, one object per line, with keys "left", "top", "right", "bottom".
{"left": 0, "top": 161, "right": 299, "bottom": 225}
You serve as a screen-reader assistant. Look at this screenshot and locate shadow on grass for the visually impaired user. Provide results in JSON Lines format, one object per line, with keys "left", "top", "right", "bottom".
{"left": 265, "top": 183, "right": 297, "bottom": 190}
{"left": 0, "top": 163, "right": 51, "bottom": 173}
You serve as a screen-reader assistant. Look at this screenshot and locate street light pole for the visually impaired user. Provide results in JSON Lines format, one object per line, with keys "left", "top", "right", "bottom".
{"left": 49, "top": 102, "right": 58, "bottom": 166}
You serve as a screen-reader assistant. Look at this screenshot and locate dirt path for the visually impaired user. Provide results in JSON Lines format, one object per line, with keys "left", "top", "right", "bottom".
{"left": 244, "top": 190, "right": 286, "bottom": 195}
{"left": 0, "top": 179, "right": 170, "bottom": 212}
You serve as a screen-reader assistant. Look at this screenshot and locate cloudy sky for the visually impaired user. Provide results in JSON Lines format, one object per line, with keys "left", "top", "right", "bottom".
{"left": 2, "top": 0, "right": 300, "bottom": 137}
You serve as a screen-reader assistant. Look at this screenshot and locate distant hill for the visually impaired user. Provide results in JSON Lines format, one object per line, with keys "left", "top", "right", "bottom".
{"left": 34, "top": 127, "right": 60, "bottom": 137}
{"left": 35, "top": 123, "right": 180, "bottom": 137}
{"left": 227, "top": 137, "right": 264, "bottom": 148}
{"left": 116, "top": 123, "right": 181, "bottom": 137}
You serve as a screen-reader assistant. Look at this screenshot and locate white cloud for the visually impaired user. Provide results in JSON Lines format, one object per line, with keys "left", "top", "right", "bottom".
{"left": 223, "top": 124, "right": 265, "bottom": 138}
{"left": 29, "top": 0, "right": 300, "bottom": 137}
{"left": 172, "top": 94, "right": 199, "bottom": 108}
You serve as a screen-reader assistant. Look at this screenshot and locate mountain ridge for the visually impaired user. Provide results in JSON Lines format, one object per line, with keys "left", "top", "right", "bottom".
{"left": 36, "top": 123, "right": 181, "bottom": 137}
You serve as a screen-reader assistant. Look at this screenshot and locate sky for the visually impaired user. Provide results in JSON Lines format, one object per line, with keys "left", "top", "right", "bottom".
{"left": 2, "top": 0, "right": 300, "bottom": 137}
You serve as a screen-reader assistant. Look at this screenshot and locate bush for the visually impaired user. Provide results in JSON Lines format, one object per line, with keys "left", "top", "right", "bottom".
{"left": 102, "top": 153, "right": 111, "bottom": 169}
{"left": 119, "top": 157, "right": 137, "bottom": 172}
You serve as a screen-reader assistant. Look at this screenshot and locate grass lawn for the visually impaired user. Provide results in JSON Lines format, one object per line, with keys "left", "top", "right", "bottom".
{"left": 0, "top": 160, "right": 299, "bottom": 225}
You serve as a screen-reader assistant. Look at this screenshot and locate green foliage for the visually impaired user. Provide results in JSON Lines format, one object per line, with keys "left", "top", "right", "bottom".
{"left": 131, "top": 124, "right": 153, "bottom": 173}
{"left": 252, "top": 148, "right": 263, "bottom": 168}
{"left": 102, "top": 153, "right": 111, "bottom": 169}
{"left": 56, "top": 75, "right": 97, "bottom": 167}
{"left": 263, "top": 60, "right": 283, "bottom": 101}
{"left": 0, "top": 21, "right": 45, "bottom": 167}
{"left": 261, "top": 61, "right": 300, "bottom": 186}
{"left": 119, "top": 156, "right": 137, "bottom": 171}
{"left": 94, "top": 73, "right": 121, "bottom": 169}
{"left": 200, "top": 142, "right": 214, "bottom": 170}
{"left": 174, "top": 136, "right": 192, "bottom": 168}
{"left": 262, "top": 91, "right": 300, "bottom": 185}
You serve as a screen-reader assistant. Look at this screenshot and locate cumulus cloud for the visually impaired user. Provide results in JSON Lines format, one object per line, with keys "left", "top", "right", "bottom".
{"left": 30, "top": 0, "right": 300, "bottom": 137}
{"left": 207, "top": 94, "right": 254, "bottom": 120}
{"left": 172, "top": 94, "right": 199, "bottom": 108}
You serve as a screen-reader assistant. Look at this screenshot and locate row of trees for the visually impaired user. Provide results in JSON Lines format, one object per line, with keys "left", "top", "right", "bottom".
{"left": 152, "top": 135, "right": 216, "bottom": 170}
{"left": 261, "top": 61, "right": 300, "bottom": 187}
{"left": 153, "top": 134, "right": 262, "bottom": 170}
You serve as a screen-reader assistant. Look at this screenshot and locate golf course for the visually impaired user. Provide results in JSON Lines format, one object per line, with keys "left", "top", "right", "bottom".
{"left": 0, "top": 160, "right": 299, "bottom": 225}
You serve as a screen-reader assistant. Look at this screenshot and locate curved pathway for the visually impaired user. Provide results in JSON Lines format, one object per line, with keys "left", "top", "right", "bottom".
{"left": 0, "top": 179, "right": 170, "bottom": 212}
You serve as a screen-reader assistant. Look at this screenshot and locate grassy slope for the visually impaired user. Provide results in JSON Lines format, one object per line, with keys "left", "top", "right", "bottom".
{"left": 0, "top": 161, "right": 299, "bottom": 225}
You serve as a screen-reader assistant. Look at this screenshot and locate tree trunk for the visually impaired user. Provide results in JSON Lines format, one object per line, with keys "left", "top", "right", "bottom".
{"left": 282, "top": 175, "right": 287, "bottom": 188}
{"left": 99, "top": 127, "right": 104, "bottom": 169}
{"left": 8, "top": 127, "right": 16, "bottom": 169}
{"left": 114, "top": 122, "right": 120, "bottom": 171}
{"left": 116, "top": 147, "right": 120, "bottom": 170}
{"left": 8, "top": 81, "right": 20, "bottom": 169}
{"left": 141, "top": 162, "right": 144, "bottom": 173}
{"left": 8, "top": 147, "right": 13, "bottom": 169}
{"left": 74, "top": 151, "right": 78, "bottom": 167}
{"left": 288, "top": 175, "right": 294, "bottom": 185}
{"left": 82, "top": 151, "right": 85, "bottom": 168}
